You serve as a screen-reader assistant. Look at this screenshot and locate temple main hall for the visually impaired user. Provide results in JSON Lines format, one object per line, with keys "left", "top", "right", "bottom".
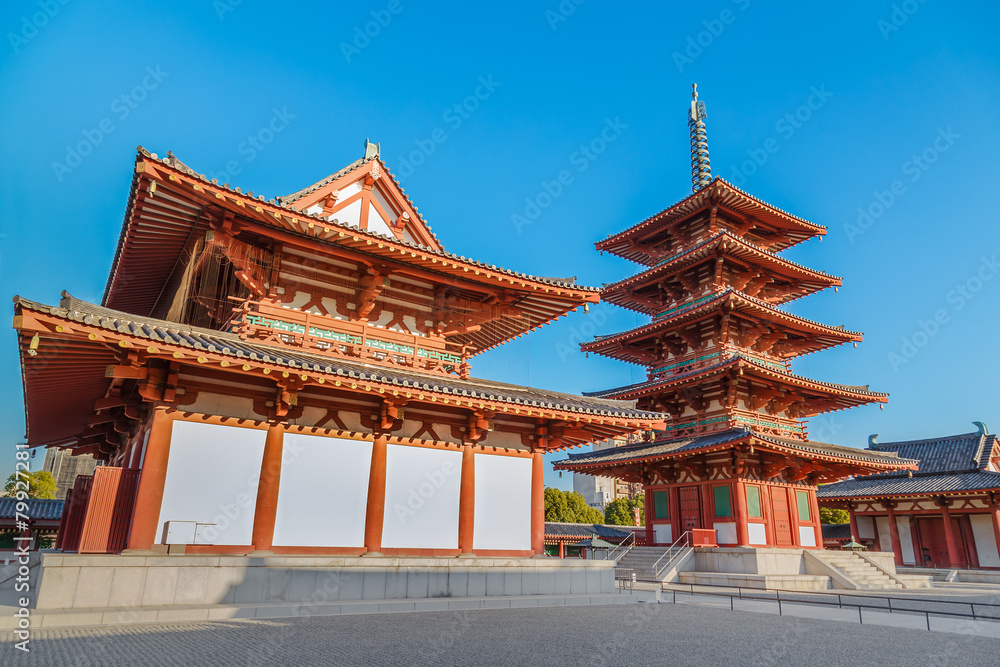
{"left": 14, "top": 141, "right": 664, "bottom": 566}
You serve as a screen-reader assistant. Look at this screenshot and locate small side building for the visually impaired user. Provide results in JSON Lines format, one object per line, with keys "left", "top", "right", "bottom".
{"left": 818, "top": 424, "right": 1000, "bottom": 569}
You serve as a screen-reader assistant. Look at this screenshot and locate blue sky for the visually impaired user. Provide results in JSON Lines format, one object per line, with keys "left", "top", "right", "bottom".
{"left": 1, "top": 1, "right": 998, "bottom": 490}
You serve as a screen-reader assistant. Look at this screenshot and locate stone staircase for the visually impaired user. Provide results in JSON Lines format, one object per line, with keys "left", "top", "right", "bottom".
{"left": 819, "top": 551, "right": 904, "bottom": 590}
{"left": 615, "top": 546, "right": 690, "bottom": 582}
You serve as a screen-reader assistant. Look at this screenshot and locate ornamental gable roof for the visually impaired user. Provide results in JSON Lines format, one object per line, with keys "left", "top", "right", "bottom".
{"left": 103, "top": 147, "right": 592, "bottom": 318}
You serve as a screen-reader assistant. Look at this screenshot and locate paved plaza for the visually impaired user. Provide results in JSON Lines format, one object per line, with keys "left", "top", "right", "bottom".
{"left": 5, "top": 597, "right": 1000, "bottom": 666}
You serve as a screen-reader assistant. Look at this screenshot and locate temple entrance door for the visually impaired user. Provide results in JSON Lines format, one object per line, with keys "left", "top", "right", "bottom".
{"left": 916, "top": 517, "right": 970, "bottom": 568}
{"left": 678, "top": 486, "right": 702, "bottom": 533}
{"left": 771, "top": 490, "right": 793, "bottom": 547}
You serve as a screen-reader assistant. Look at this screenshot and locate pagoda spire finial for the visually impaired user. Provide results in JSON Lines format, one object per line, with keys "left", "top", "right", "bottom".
{"left": 688, "top": 83, "right": 712, "bottom": 192}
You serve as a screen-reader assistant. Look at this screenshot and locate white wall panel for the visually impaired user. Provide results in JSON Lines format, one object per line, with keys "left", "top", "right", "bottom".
{"left": 876, "top": 517, "right": 892, "bottom": 554}
{"left": 156, "top": 421, "right": 266, "bottom": 545}
{"left": 381, "top": 445, "right": 462, "bottom": 549}
{"left": 714, "top": 522, "right": 737, "bottom": 545}
{"left": 473, "top": 454, "right": 531, "bottom": 551}
{"left": 798, "top": 525, "right": 817, "bottom": 547}
{"left": 653, "top": 524, "right": 672, "bottom": 545}
{"left": 857, "top": 515, "right": 876, "bottom": 539}
{"left": 970, "top": 514, "right": 1000, "bottom": 567}
{"left": 272, "top": 434, "right": 373, "bottom": 547}
{"left": 748, "top": 522, "right": 767, "bottom": 546}
{"left": 896, "top": 516, "right": 916, "bottom": 564}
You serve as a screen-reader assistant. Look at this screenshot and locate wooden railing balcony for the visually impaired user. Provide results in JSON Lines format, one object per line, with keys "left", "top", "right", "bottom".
{"left": 231, "top": 300, "right": 471, "bottom": 378}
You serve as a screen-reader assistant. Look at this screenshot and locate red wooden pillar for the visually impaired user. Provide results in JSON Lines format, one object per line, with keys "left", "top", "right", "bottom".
{"left": 457, "top": 443, "right": 476, "bottom": 556}
{"left": 363, "top": 434, "right": 388, "bottom": 555}
{"left": 733, "top": 480, "right": 749, "bottom": 546}
{"left": 126, "top": 407, "right": 173, "bottom": 550}
{"left": 848, "top": 503, "right": 860, "bottom": 541}
{"left": 808, "top": 488, "right": 823, "bottom": 549}
{"left": 939, "top": 500, "right": 961, "bottom": 568}
{"left": 990, "top": 500, "right": 1000, "bottom": 561}
{"left": 885, "top": 503, "right": 904, "bottom": 566}
{"left": 700, "top": 483, "right": 713, "bottom": 534}
{"left": 643, "top": 486, "right": 654, "bottom": 545}
{"left": 531, "top": 448, "right": 545, "bottom": 555}
{"left": 558, "top": 540, "right": 565, "bottom": 559}
{"left": 788, "top": 488, "right": 801, "bottom": 547}
{"left": 250, "top": 423, "right": 284, "bottom": 552}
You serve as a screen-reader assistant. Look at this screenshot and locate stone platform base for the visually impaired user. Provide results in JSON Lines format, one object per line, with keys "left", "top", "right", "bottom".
{"left": 897, "top": 566, "right": 1000, "bottom": 585}
{"left": 32, "top": 553, "right": 615, "bottom": 612}
{"left": 677, "top": 571, "right": 831, "bottom": 591}
{"left": 3, "top": 591, "right": 638, "bottom": 630}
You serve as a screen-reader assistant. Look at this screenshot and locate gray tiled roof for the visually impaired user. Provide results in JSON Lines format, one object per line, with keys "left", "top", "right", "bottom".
{"left": 867, "top": 432, "right": 996, "bottom": 475}
{"left": 817, "top": 430, "right": 1000, "bottom": 498}
{"left": 554, "top": 428, "right": 912, "bottom": 469}
{"left": 0, "top": 498, "right": 63, "bottom": 521}
{"left": 817, "top": 470, "right": 1000, "bottom": 498}
{"left": 16, "top": 293, "right": 662, "bottom": 421}
{"left": 544, "top": 522, "right": 631, "bottom": 539}
{"left": 821, "top": 523, "right": 852, "bottom": 541}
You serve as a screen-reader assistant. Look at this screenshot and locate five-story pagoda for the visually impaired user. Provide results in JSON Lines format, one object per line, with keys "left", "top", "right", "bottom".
{"left": 555, "top": 87, "right": 916, "bottom": 550}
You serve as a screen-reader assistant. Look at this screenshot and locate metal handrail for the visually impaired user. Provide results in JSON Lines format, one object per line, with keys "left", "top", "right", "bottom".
{"left": 608, "top": 531, "right": 637, "bottom": 562}
{"left": 660, "top": 580, "right": 1000, "bottom": 625}
{"left": 652, "top": 531, "right": 691, "bottom": 581}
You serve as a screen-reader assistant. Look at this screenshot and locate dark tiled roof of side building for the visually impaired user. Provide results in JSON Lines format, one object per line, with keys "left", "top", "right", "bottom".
{"left": 0, "top": 498, "right": 63, "bottom": 521}
{"left": 15, "top": 293, "right": 664, "bottom": 421}
{"left": 817, "top": 429, "right": 1000, "bottom": 498}
{"left": 821, "top": 523, "right": 852, "bottom": 541}
{"left": 543, "top": 523, "right": 632, "bottom": 540}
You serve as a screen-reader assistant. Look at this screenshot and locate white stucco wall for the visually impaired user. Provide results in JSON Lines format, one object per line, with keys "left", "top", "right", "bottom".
{"left": 472, "top": 453, "right": 531, "bottom": 551}
{"left": 156, "top": 421, "right": 266, "bottom": 545}
{"left": 748, "top": 522, "right": 767, "bottom": 546}
{"left": 271, "top": 434, "right": 373, "bottom": 548}
{"left": 381, "top": 445, "right": 462, "bottom": 549}
{"left": 970, "top": 514, "right": 1000, "bottom": 567}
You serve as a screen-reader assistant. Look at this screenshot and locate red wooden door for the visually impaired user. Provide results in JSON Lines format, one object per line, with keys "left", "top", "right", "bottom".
{"left": 679, "top": 486, "right": 702, "bottom": 533}
{"left": 917, "top": 517, "right": 970, "bottom": 568}
{"left": 771, "top": 490, "right": 793, "bottom": 547}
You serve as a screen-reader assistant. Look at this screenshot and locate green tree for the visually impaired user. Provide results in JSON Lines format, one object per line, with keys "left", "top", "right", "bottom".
{"left": 605, "top": 494, "right": 645, "bottom": 526}
{"left": 544, "top": 488, "right": 603, "bottom": 524}
{"left": 3, "top": 470, "right": 58, "bottom": 499}
{"left": 819, "top": 507, "right": 849, "bottom": 524}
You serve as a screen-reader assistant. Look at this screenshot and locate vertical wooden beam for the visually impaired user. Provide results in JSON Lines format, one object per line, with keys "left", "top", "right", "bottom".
{"left": 558, "top": 540, "right": 565, "bottom": 559}
{"left": 457, "top": 443, "right": 476, "bottom": 556}
{"left": 643, "top": 485, "right": 655, "bottom": 545}
{"left": 940, "top": 500, "right": 961, "bottom": 568}
{"left": 990, "top": 500, "right": 1000, "bottom": 564}
{"left": 733, "top": 480, "right": 749, "bottom": 546}
{"left": 848, "top": 503, "right": 860, "bottom": 542}
{"left": 250, "top": 423, "right": 284, "bottom": 553}
{"left": 126, "top": 407, "right": 173, "bottom": 550}
{"left": 787, "top": 487, "right": 801, "bottom": 547}
{"left": 363, "top": 434, "right": 388, "bottom": 555}
{"left": 531, "top": 448, "right": 545, "bottom": 555}
{"left": 885, "top": 503, "right": 904, "bottom": 566}
{"left": 808, "top": 488, "right": 823, "bottom": 549}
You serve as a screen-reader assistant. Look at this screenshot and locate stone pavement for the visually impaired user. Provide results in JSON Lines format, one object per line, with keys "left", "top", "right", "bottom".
{"left": 4, "top": 598, "right": 999, "bottom": 666}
